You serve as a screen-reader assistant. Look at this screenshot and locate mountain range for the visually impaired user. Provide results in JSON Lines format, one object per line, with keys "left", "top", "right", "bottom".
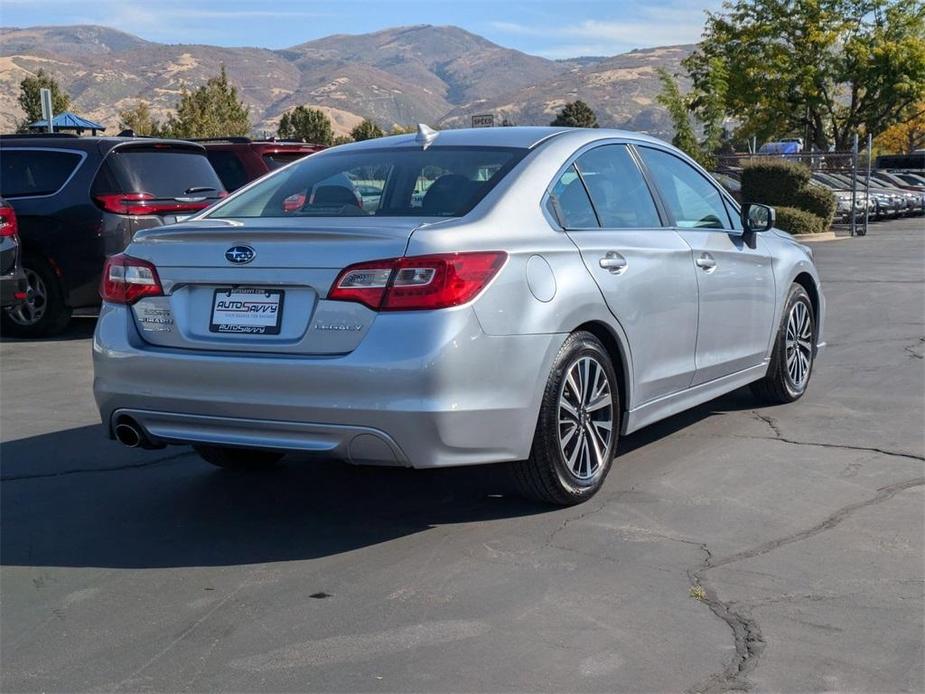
{"left": 0, "top": 24, "right": 693, "bottom": 137}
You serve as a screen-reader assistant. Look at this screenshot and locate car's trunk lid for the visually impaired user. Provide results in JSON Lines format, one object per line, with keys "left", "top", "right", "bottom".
{"left": 125, "top": 218, "right": 418, "bottom": 355}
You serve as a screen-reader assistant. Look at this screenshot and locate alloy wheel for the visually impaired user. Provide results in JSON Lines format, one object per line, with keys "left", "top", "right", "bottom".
{"left": 785, "top": 300, "right": 813, "bottom": 388}
{"left": 6, "top": 268, "right": 47, "bottom": 326}
{"left": 557, "top": 355, "right": 614, "bottom": 480}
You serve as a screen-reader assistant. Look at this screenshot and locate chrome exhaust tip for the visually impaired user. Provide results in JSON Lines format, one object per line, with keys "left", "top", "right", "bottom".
{"left": 114, "top": 422, "right": 143, "bottom": 448}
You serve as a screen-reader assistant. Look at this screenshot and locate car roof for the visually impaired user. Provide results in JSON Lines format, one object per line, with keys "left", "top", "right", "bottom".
{"left": 0, "top": 135, "right": 206, "bottom": 153}
{"left": 337, "top": 126, "right": 668, "bottom": 151}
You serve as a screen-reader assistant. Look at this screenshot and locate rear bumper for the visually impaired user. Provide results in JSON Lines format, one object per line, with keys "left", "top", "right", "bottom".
{"left": 93, "top": 304, "right": 564, "bottom": 468}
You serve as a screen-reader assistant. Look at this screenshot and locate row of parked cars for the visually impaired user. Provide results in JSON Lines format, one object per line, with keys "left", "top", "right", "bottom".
{"left": 0, "top": 134, "right": 326, "bottom": 337}
{"left": 711, "top": 167, "right": 925, "bottom": 224}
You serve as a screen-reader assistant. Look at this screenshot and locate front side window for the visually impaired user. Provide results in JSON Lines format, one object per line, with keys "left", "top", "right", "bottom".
{"left": 548, "top": 165, "right": 598, "bottom": 228}
{"left": 639, "top": 147, "right": 731, "bottom": 229}
{"left": 0, "top": 149, "right": 83, "bottom": 197}
{"left": 574, "top": 145, "right": 661, "bottom": 228}
{"left": 208, "top": 146, "right": 527, "bottom": 218}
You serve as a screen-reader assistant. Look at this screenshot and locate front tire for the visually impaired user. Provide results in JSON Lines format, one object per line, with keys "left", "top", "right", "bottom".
{"left": 751, "top": 283, "right": 815, "bottom": 404}
{"left": 193, "top": 445, "right": 285, "bottom": 471}
{"left": 512, "top": 331, "right": 619, "bottom": 506}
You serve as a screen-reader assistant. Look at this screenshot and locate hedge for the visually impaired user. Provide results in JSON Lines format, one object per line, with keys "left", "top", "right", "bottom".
{"left": 740, "top": 158, "right": 835, "bottom": 232}
{"left": 774, "top": 206, "right": 827, "bottom": 235}
{"left": 794, "top": 185, "right": 836, "bottom": 227}
{"left": 741, "top": 158, "right": 811, "bottom": 205}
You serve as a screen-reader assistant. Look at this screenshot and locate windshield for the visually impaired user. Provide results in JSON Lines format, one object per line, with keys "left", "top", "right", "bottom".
{"left": 208, "top": 146, "right": 527, "bottom": 219}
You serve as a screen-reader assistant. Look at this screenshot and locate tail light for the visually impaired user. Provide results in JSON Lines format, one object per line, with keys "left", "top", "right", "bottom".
{"left": 0, "top": 204, "right": 18, "bottom": 238}
{"left": 100, "top": 254, "right": 163, "bottom": 304}
{"left": 94, "top": 192, "right": 218, "bottom": 216}
{"left": 328, "top": 251, "right": 507, "bottom": 311}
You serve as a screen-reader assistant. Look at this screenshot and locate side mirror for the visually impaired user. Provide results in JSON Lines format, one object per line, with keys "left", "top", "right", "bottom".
{"left": 742, "top": 203, "right": 775, "bottom": 234}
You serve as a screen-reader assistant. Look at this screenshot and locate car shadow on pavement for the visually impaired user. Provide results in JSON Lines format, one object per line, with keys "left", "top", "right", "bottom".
{"left": 0, "top": 316, "right": 97, "bottom": 343}
{"left": 0, "top": 387, "right": 761, "bottom": 570}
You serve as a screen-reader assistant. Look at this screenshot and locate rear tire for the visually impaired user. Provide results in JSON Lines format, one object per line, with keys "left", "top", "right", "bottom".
{"left": 511, "top": 331, "right": 619, "bottom": 506}
{"left": 193, "top": 445, "right": 285, "bottom": 471}
{"left": 751, "top": 283, "right": 815, "bottom": 404}
{"left": 1, "top": 258, "right": 71, "bottom": 338}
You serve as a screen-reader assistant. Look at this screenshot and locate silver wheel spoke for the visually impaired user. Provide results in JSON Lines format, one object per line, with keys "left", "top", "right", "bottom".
{"left": 557, "top": 355, "right": 614, "bottom": 481}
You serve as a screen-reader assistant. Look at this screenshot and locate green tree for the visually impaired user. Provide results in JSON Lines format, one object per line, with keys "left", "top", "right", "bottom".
{"left": 657, "top": 61, "right": 729, "bottom": 168}
{"left": 550, "top": 100, "right": 599, "bottom": 128}
{"left": 277, "top": 106, "right": 334, "bottom": 145}
{"left": 686, "top": 0, "right": 925, "bottom": 151}
{"left": 118, "top": 100, "right": 163, "bottom": 136}
{"left": 17, "top": 69, "right": 70, "bottom": 131}
{"left": 332, "top": 135, "right": 354, "bottom": 145}
{"left": 350, "top": 118, "right": 384, "bottom": 141}
{"left": 163, "top": 66, "right": 250, "bottom": 138}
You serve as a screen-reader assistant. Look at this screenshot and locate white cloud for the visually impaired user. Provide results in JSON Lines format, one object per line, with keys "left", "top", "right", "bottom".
{"left": 489, "top": 3, "right": 718, "bottom": 57}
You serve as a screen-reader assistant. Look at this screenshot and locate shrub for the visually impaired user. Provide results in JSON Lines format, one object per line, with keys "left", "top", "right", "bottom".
{"left": 774, "top": 206, "right": 826, "bottom": 235}
{"left": 741, "top": 158, "right": 834, "bottom": 232}
{"left": 740, "top": 158, "right": 811, "bottom": 206}
{"left": 794, "top": 186, "right": 836, "bottom": 227}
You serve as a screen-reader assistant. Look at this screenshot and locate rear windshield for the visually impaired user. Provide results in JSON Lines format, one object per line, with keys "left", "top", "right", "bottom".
{"left": 95, "top": 147, "right": 225, "bottom": 200}
{"left": 206, "top": 150, "right": 250, "bottom": 192}
{"left": 208, "top": 146, "right": 528, "bottom": 218}
{"left": 263, "top": 152, "right": 312, "bottom": 170}
{"left": 0, "top": 149, "right": 83, "bottom": 198}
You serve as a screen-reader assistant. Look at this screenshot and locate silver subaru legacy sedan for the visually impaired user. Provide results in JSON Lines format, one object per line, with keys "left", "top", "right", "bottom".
{"left": 93, "top": 126, "right": 825, "bottom": 505}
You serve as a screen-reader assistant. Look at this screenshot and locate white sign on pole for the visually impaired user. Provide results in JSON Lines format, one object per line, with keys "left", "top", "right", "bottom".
{"left": 40, "top": 88, "right": 54, "bottom": 133}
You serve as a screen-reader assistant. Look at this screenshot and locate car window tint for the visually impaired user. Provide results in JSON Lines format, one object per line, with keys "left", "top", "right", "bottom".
{"left": 0, "top": 149, "right": 82, "bottom": 197}
{"left": 209, "top": 146, "right": 526, "bottom": 219}
{"left": 574, "top": 145, "right": 661, "bottom": 228}
{"left": 549, "top": 165, "right": 598, "bottom": 228}
{"left": 639, "top": 147, "right": 731, "bottom": 229}
{"left": 207, "top": 150, "right": 250, "bottom": 192}
{"left": 263, "top": 152, "right": 311, "bottom": 170}
{"left": 102, "top": 147, "right": 225, "bottom": 200}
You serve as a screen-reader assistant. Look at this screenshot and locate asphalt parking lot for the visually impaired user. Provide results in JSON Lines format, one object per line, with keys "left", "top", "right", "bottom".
{"left": 1, "top": 218, "right": 923, "bottom": 693}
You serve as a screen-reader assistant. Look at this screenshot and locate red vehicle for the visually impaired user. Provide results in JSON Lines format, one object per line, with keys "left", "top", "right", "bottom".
{"left": 194, "top": 137, "right": 326, "bottom": 192}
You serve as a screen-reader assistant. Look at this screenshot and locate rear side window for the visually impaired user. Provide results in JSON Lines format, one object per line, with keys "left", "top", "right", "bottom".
{"left": 96, "top": 147, "right": 225, "bottom": 200}
{"left": 208, "top": 146, "right": 526, "bottom": 218}
{"left": 548, "top": 165, "right": 598, "bottom": 228}
{"left": 207, "top": 150, "right": 250, "bottom": 192}
{"left": 639, "top": 147, "right": 731, "bottom": 229}
{"left": 0, "top": 149, "right": 83, "bottom": 197}
{"left": 263, "top": 152, "right": 312, "bottom": 170}
{"left": 575, "top": 145, "right": 661, "bottom": 228}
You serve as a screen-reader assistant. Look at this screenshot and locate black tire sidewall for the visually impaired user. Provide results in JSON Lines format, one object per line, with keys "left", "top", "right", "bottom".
{"left": 777, "top": 285, "right": 814, "bottom": 399}
{"left": 537, "top": 333, "right": 619, "bottom": 502}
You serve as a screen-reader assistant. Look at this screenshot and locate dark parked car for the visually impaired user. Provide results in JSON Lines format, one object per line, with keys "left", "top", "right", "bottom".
{"left": 0, "top": 197, "right": 27, "bottom": 313}
{"left": 195, "top": 137, "right": 326, "bottom": 192}
{"left": 0, "top": 134, "right": 225, "bottom": 337}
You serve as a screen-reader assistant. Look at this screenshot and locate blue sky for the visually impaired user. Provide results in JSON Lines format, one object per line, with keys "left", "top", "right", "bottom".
{"left": 1, "top": 0, "right": 723, "bottom": 58}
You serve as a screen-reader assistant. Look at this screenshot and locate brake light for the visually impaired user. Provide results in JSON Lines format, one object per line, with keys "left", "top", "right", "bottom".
{"left": 0, "top": 205, "right": 18, "bottom": 238}
{"left": 100, "top": 254, "right": 163, "bottom": 304}
{"left": 94, "top": 192, "right": 215, "bottom": 216}
{"left": 328, "top": 252, "right": 507, "bottom": 311}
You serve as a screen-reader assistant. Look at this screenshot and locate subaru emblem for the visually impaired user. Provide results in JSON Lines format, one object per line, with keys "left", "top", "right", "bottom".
{"left": 225, "top": 245, "right": 256, "bottom": 264}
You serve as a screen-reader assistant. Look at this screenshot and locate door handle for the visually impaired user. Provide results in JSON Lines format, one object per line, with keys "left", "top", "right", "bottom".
{"left": 599, "top": 252, "right": 628, "bottom": 274}
{"left": 696, "top": 253, "right": 717, "bottom": 271}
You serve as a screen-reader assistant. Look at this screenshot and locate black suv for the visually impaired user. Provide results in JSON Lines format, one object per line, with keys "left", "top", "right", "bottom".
{"left": 0, "top": 135, "right": 225, "bottom": 337}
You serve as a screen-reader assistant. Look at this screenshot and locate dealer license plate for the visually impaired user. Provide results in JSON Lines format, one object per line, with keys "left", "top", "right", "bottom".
{"left": 209, "top": 288, "right": 284, "bottom": 335}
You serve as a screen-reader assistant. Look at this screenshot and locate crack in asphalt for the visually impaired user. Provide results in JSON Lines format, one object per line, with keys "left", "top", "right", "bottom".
{"left": 706, "top": 476, "right": 925, "bottom": 574}
{"left": 904, "top": 337, "right": 925, "bottom": 360}
{"left": 746, "top": 412, "right": 924, "bottom": 462}
{"left": 0, "top": 451, "right": 191, "bottom": 481}
{"left": 687, "top": 476, "right": 924, "bottom": 693}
